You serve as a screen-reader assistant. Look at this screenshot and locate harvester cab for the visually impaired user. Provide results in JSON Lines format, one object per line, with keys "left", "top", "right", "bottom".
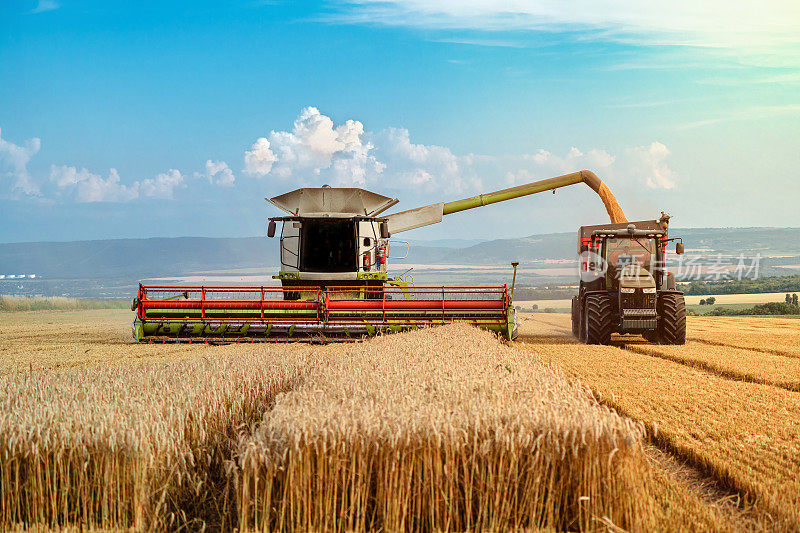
{"left": 133, "top": 170, "right": 630, "bottom": 343}
{"left": 266, "top": 186, "right": 398, "bottom": 296}
{"left": 571, "top": 213, "right": 687, "bottom": 345}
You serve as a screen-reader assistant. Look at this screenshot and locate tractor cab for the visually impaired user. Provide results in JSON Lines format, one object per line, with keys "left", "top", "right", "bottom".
{"left": 603, "top": 236, "right": 658, "bottom": 289}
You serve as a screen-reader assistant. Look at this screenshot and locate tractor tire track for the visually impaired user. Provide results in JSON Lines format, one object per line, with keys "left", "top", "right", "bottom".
{"left": 515, "top": 335, "right": 767, "bottom": 531}
{"left": 587, "top": 388, "right": 769, "bottom": 532}
{"left": 689, "top": 338, "right": 800, "bottom": 360}
{"left": 617, "top": 343, "right": 800, "bottom": 393}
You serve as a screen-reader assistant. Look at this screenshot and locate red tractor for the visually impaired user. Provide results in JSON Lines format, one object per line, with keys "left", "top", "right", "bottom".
{"left": 571, "top": 214, "right": 686, "bottom": 345}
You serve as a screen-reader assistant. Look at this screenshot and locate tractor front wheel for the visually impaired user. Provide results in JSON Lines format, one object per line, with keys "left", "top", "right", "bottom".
{"left": 658, "top": 293, "right": 686, "bottom": 345}
{"left": 584, "top": 293, "right": 614, "bottom": 345}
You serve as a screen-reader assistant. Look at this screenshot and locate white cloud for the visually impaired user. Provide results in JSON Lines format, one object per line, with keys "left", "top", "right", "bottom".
{"left": 244, "top": 106, "right": 384, "bottom": 186}
{"left": 244, "top": 107, "right": 677, "bottom": 194}
{"left": 50, "top": 165, "right": 140, "bottom": 202}
{"left": 51, "top": 165, "right": 186, "bottom": 202}
{"left": 0, "top": 127, "right": 41, "bottom": 195}
{"left": 244, "top": 138, "right": 278, "bottom": 176}
{"left": 197, "top": 159, "right": 235, "bottom": 186}
{"left": 368, "top": 127, "right": 468, "bottom": 191}
{"left": 140, "top": 169, "right": 185, "bottom": 199}
{"left": 328, "top": 0, "right": 800, "bottom": 50}
{"left": 31, "top": 0, "right": 59, "bottom": 14}
{"left": 627, "top": 142, "right": 677, "bottom": 189}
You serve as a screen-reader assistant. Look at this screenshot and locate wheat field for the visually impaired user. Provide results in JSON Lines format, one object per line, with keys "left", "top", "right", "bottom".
{"left": 1, "top": 308, "right": 798, "bottom": 531}
{"left": 517, "top": 313, "right": 800, "bottom": 531}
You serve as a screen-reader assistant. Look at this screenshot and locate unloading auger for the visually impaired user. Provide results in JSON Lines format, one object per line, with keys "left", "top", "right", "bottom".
{"left": 132, "top": 171, "right": 627, "bottom": 343}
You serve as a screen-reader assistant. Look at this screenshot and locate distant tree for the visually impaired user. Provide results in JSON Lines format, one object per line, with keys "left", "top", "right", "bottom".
{"left": 793, "top": 294, "right": 799, "bottom": 306}
{"left": 787, "top": 294, "right": 793, "bottom": 304}
{"left": 699, "top": 299, "right": 707, "bottom": 305}
{"left": 706, "top": 297, "right": 716, "bottom": 305}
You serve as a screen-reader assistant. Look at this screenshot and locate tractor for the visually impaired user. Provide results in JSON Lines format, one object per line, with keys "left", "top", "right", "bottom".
{"left": 571, "top": 214, "right": 686, "bottom": 344}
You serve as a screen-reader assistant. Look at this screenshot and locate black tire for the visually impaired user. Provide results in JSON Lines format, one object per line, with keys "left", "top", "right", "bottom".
{"left": 585, "top": 293, "right": 614, "bottom": 345}
{"left": 658, "top": 293, "right": 686, "bottom": 345}
{"left": 571, "top": 296, "right": 580, "bottom": 337}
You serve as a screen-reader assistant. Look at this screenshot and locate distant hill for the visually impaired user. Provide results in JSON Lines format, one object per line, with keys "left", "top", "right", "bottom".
{"left": 0, "top": 237, "right": 277, "bottom": 279}
{"left": 408, "top": 227, "right": 800, "bottom": 265}
{"left": 1, "top": 227, "right": 799, "bottom": 281}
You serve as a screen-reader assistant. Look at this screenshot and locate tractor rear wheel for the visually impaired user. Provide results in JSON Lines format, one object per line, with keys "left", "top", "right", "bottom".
{"left": 584, "top": 293, "right": 614, "bottom": 345}
{"left": 658, "top": 293, "right": 686, "bottom": 345}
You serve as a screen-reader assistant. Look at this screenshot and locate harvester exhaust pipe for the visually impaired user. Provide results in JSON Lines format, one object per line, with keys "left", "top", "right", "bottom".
{"left": 386, "top": 170, "right": 627, "bottom": 234}
{"left": 510, "top": 261, "right": 519, "bottom": 301}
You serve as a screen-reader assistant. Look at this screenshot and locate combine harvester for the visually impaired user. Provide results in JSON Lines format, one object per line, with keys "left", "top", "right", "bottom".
{"left": 133, "top": 171, "right": 627, "bottom": 343}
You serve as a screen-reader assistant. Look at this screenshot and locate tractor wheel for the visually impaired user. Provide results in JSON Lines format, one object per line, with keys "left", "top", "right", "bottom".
{"left": 658, "top": 293, "right": 686, "bottom": 345}
{"left": 584, "top": 293, "right": 614, "bottom": 345}
{"left": 571, "top": 296, "right": 580, "bottom": 337}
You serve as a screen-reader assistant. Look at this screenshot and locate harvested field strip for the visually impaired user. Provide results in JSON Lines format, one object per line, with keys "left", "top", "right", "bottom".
{"left": 692, "top": 338, "right": 800, "bottom": 360}
{"left": 529, "top": 342, "right": 800, "bottom": 530}
{"left": 0, "top": 347, "right": 309, "bottom": 531}
{"left": 687, "top": 316, "right": 800, "bottom": 359}
{"left": 643, "top": 446, "right": 756, "bottom": 532}
{"left": 520, "top": 312, "right": 572, "bottom": 330}
{"left": 236, "top": 324, "right": 655, "bottom": 532}
{"left": 624, "top": 342, "right": 800, "bottom": 392}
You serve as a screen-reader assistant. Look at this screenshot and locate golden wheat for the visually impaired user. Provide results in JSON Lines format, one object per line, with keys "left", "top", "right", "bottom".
{"left": 0, "top": 346, "right": 308, "bottom": 530}
{"left": 236, "top": 323, "right": 654, "bottom": 532}
{"left": 687, "top": 316, "right": 800, "bottom": 358}
{"left": 628, "top": 342, "right": 800, "bottom": 391}
{"left": 526, "top": 342, "right": 800, "bottom": 530}
{"left": 5, "top": 308, "right": 793, "bottom": 531}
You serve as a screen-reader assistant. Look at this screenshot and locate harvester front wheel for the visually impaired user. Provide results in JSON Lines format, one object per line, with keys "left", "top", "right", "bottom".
{"left": 658, "top": 293, "right": 686, "bottom": 345}
{"left": 584, "top": 293, "right": 613, "bottom": 345}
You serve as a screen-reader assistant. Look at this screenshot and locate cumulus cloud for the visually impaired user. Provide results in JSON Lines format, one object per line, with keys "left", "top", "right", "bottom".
{"left": 50, "top": 166, "right": 186, "bottom": 202}
{"left": 0, "top": 127, "right": 41, "bottom": 195}
{"left": 627, "top": 142, "right": 677, "bottom": 189}
{"left": 196, "top": 160, "right": 235, "bottom": 186}
{"left": 244, "top": 109, "right": 476, "bottom": 191}
{"left": 368, "top": 127, "right": 469, "bottom": 191}
{"left": 140, "top": 169, "right": 185, "bottom": 199}
{"left": 50, "top": 165, "right": 140, "bottom": 202}
{"left": 244, "top": 138, "right": 277, "bottom": 176}
{"left": 244, "top": 106, "right": 385, "bottom": 186}
{"left": 243, "top": 107, "right": 679, "bottom": 194}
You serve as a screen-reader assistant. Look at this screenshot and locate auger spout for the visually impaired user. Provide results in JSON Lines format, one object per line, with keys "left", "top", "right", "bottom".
{"left": 385, "top": 170, "right": 626, "bottom": 234}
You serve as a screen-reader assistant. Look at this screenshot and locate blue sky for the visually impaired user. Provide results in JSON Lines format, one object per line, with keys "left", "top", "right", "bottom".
{"left": 1, "top": 0, "right": 799, "bottom": 243}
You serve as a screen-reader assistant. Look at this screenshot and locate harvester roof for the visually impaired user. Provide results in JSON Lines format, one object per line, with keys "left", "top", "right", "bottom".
{"left": 266, "top": 187, "right": 398, "bottom": 218}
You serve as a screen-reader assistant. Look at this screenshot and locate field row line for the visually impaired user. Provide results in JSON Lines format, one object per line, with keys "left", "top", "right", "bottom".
{"left": 689, "top": 338, "right": 800, "bottom": 360}
{"left": 618, "top": 344, "right": 800, "bottom": 393}
{"left": 586, "top": 386, "right": 767, "bottom": 531}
